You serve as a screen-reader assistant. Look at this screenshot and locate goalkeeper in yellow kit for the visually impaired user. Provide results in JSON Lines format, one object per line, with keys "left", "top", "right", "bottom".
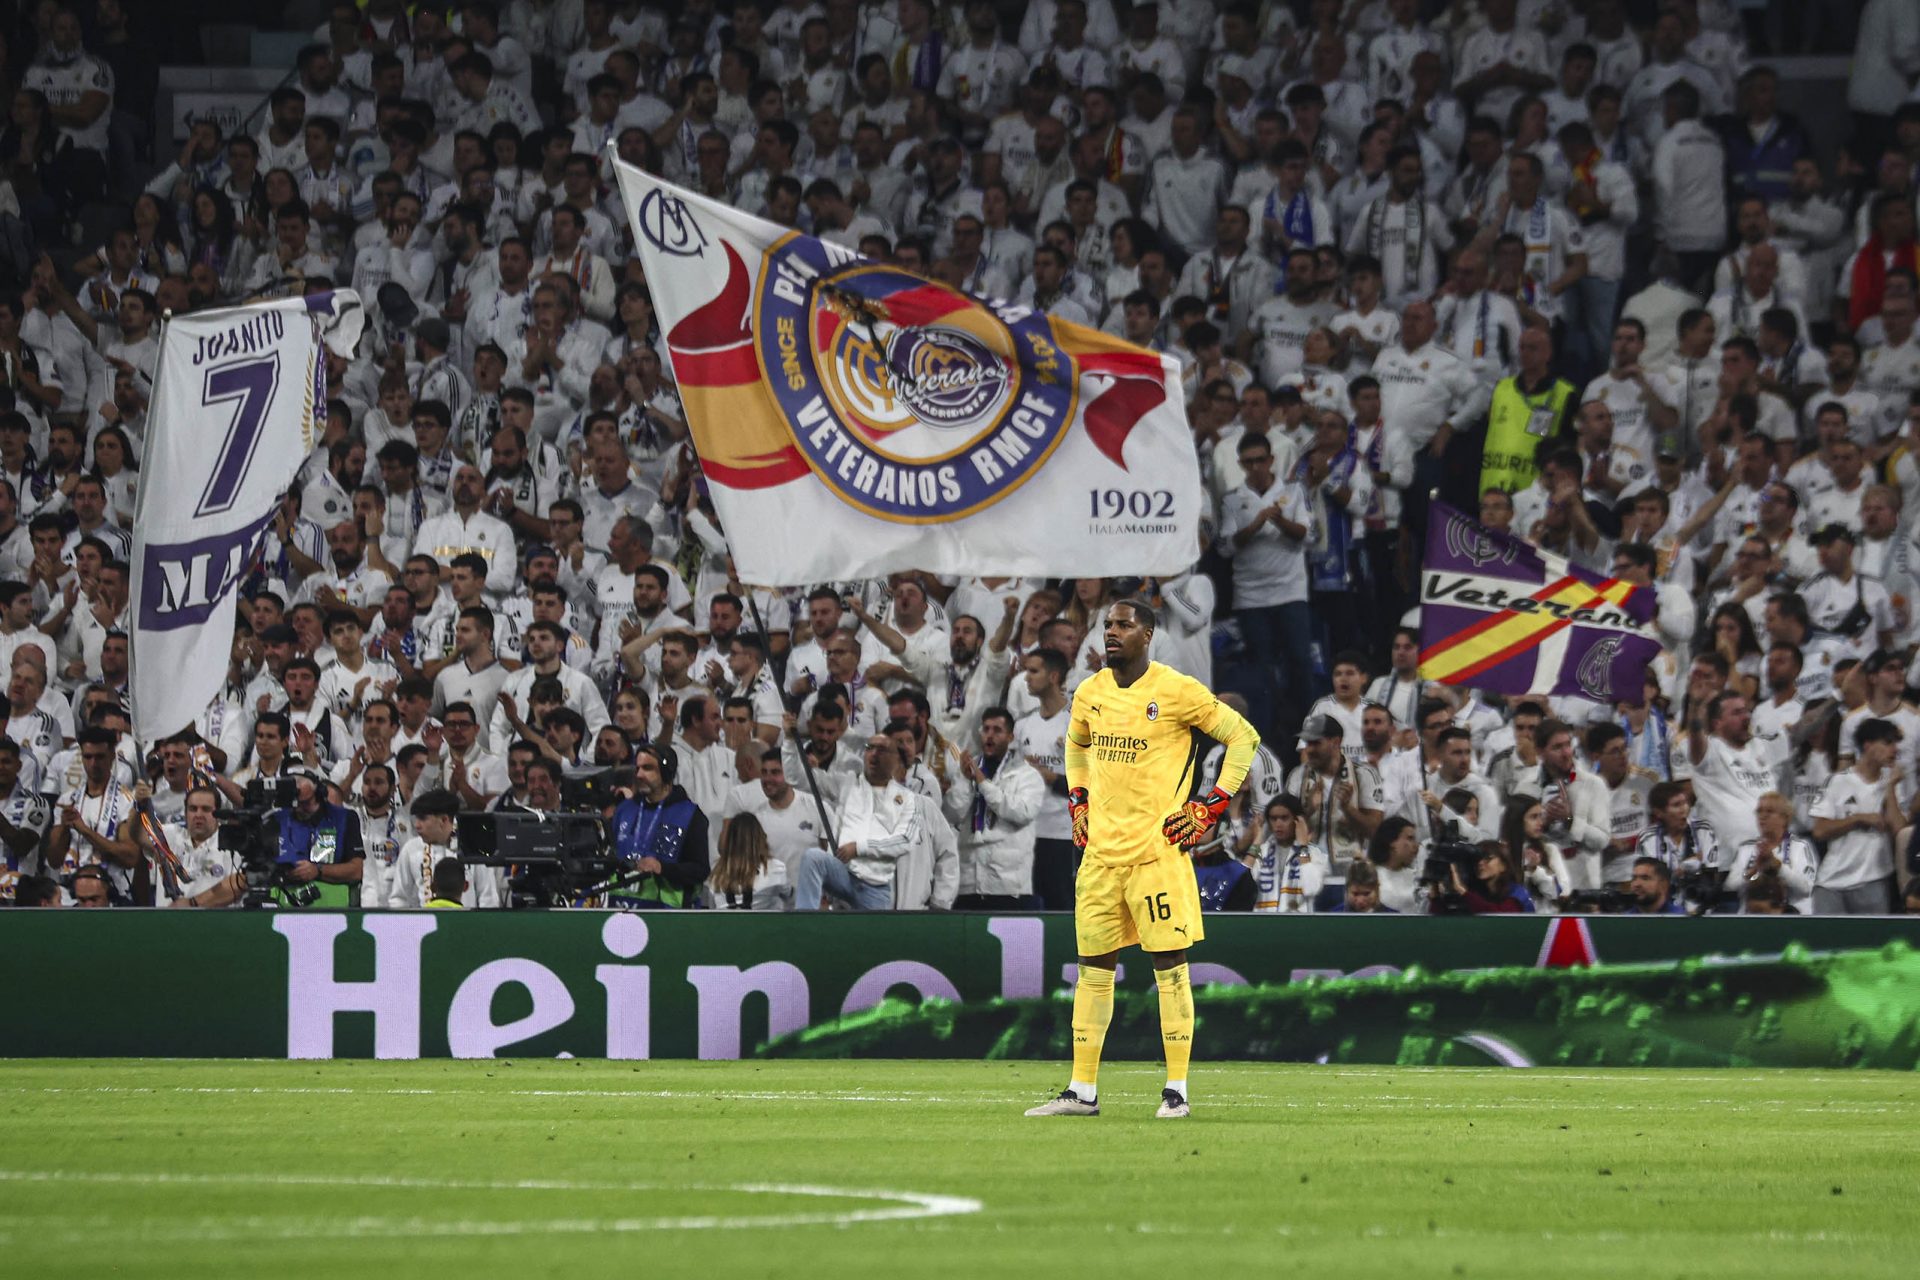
{"left": 1024, "top": 599, "right": 1260, "bottom": 1120}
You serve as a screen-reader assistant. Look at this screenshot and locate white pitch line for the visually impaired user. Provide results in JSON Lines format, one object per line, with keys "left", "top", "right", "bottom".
{"left": 0, "top": 1085, "right": 1903, "bottom": 1115}
{"left": 0, "top": 1170, "right": 982, "bottom": 1240}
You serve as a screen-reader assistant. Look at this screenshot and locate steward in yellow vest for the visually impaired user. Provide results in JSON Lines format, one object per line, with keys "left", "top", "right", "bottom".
{"left": 1480, "top": 330, "right": 1576, "bottom": 499}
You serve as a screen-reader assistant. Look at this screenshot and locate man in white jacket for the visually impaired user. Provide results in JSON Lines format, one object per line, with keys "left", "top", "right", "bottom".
{"left": 1509, "top": 718, "right": 1614, "bottom": 891}
{"left": 891, "top": 785, "right": 961, "bottom": 912}
{"left": 942, "top": 708, "right": 1047, "bottom": 909}
{"left": 792, "top": 735, "right": 919, "bottom": 910}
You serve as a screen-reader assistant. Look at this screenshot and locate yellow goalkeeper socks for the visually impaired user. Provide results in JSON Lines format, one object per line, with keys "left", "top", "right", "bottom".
{"left": 1069, "top": 964, "right": 1116, "bottom": 1101}
{"left": 1156, "top": 963, "right": 1194, "bottom": 1098}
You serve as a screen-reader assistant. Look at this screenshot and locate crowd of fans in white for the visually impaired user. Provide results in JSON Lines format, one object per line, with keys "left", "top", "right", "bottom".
{"left": 2, "top": 0, "right": 1920, "bottom": 916}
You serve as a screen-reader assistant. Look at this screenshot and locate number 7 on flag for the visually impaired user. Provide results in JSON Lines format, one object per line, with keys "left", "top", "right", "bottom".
{"left": 196, "top": 355, "right": 280, "bottom": 519}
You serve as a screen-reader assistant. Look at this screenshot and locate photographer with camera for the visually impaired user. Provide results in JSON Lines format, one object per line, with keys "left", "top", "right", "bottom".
{"left": 132, "top": 783, "right": 245, "bottom": 908}
{"left": 1625, "top": 857, "right": 1687, "bottom": 914}
{"left": 1434, "top": 841, "right": 1536, "bottom": 914}
{"left": 271, "top": 772, "right": 364, "bottom": 908}
{"left": 1726, "top": 792, "right": 1816, "bottom": 914}
{"left": 607, "top": 743, "right": 710, "bottom": 909}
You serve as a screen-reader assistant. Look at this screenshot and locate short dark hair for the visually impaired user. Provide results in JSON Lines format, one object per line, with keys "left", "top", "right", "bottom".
{"left": 1532, "top": 719, "right": 1573, "bottom": 751}
{"left": 1111, "top": 598, "right": 1156, "bottom": 631}
{"left": 1856, "top": 717, "right": 1903, "bottom": 748}
{"left": 411, "top": 788, "right": 461, "bottom": 819}
{"left": 1613, "top": 543, "right": 1657, "bottom": 572}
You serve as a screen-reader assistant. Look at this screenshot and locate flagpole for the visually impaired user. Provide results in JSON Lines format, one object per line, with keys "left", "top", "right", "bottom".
{"left": 126, "top": 308, "right": 175, "bottom": 747}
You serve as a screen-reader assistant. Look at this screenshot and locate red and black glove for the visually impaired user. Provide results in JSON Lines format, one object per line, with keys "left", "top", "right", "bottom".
{"left": 1162, "top": 787, "right": 1231, "bottom": 846}
{"left": 1067, "top": 787, "right": 1089, "bottom": 849}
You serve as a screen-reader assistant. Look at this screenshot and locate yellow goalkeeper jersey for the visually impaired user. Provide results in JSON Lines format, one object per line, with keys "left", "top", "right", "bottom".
{"left": 1069, "top": 662, "right": 1259, "bottom": 868}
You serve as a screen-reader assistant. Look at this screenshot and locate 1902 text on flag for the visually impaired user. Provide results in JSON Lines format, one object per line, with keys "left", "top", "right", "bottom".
{"left": 1418, "top": 502, "right": 1659, "bottom": 704}
{"left": 615, "top": 160, "right": 1203, "bottom": 584}
{"left": 129, "top": 292, "right": 364, "bottom": 738}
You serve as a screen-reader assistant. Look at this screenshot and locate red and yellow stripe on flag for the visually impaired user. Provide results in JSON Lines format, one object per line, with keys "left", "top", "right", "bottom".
{"left": 1419, "top": 575, "right": 1640, "bottom": 686}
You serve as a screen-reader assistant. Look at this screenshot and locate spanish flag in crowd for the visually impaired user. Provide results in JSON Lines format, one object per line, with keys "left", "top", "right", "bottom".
{"left": 1418, "top": 503, "right": 1659, "bottom": 704}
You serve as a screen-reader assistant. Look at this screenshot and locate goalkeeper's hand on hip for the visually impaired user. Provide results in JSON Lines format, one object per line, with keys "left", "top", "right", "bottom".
{"left": 1162, "top": 787, "right": 1231, "bottom": 846}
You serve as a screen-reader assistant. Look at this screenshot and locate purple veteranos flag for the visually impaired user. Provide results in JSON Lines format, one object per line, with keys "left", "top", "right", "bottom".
{"left": 1417, "top": 502, "right": 1661, "bottom": 704}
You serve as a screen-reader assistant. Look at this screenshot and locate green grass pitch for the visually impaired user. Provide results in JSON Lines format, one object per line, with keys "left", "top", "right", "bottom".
{"left": 0, "top": 1059, "right": 1912, "bottom": 1278}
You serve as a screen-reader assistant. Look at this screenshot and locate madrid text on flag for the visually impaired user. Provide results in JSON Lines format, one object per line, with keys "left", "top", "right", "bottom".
{"left": 1417, "top": 502, "right": 1660, "bottom": 704}
{"left": 613, "top": 156, "right": 1204, "bottom": 585}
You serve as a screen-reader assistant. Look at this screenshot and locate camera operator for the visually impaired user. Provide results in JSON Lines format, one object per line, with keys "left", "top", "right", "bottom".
{"left": 1726, "top": 792, "right": 1816, "bottom": 914}
{"left": 1625, "top": 856, "right": 1687, "bottom": 914}
{"left": 498, "top": 755, "right": 567, "bottom": 815}
{"left": 272, "top": 772, "right": 364, "bottom": 908}
{"left": 132, "top": 783, "right": 245, "bottom": 908}
{"left": 1435, "top": 843, "right": 1537, "bottom": 914}
{"left": 608, "top": 743, "right": 710, "bottom": 909}
{"left": 69, "top": 864, "right": 110, "bottom": 907}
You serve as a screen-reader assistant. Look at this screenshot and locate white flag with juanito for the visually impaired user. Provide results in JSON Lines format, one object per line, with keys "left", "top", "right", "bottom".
{"left": 129, "top": 292, "right": 365, "bottom": 738}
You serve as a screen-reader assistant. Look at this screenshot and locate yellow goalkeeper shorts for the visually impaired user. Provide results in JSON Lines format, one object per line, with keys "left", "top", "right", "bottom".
{"left": 1074, "top": 854, "right": 1205, "bottom": 956}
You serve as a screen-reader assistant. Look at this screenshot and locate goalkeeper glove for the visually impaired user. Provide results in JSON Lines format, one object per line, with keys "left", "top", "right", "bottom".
{"left": 1163, "top": 787, "right": 1232, "bottom": 846}
{"left": 1068, "top": 787, "right": 1089, "bottom": 849}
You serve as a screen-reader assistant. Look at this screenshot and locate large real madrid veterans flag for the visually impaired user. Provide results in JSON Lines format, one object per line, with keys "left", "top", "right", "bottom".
{"left": 1418, "top": 502, "right": 1659, "bottom": 703}
{"left": 130, "top": 291, "right": 365, "bottom": 737}
{"left": 614, "top": 160, "right": 1204, "bottom": 584}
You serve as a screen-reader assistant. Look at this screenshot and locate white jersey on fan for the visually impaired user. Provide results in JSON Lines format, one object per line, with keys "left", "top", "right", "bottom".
{"left": 1014, "top": 705, "right": 1071, "bottom": 842}
{"left": 1687, "top": 734, "right": 1776, "bottom": 852}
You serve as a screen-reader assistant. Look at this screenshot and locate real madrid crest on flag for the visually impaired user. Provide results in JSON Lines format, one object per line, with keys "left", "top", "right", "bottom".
{"left": 613, "top": 157, "right": 1204, "bottom": 585}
